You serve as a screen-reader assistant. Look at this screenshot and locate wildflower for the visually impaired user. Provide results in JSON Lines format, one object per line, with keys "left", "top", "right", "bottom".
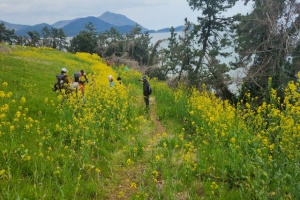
{"left": 127, "top": 158, "right": 132, "bottom": 165}
{"left": 9, "top": 125, "right": 14, "bottom": 132}
{"left": 0, "top": 170, "right": 5, "bottom": 176}
{"left": 15, "top": 111, "right": 21, "bottom": 118}
{"left": 130, "top": 182, "right": 137, "bottom": 188}
{"left": 210, "top": 181, "right": 218, "bottom": 189}
{"left": 20, "top": 97, "right": 26, "bottom": 104}
{"left": 230, "top": 137, "right": 236, "bottom": 143}
{"left": 2, "top": 82, "right": 8, "bottom": 87}
{"left": 163, "top": 142, "right": 167, "bottom": 148}
{"left": 1, "top": 104, "right": 9, "bottom": 112}
{"left": 95, "top": 168, "right": 101, "bottom": 173}
{"left": 23, "top": 156, "right": 31, "bottom": 161}
{"left": 152, "top": 170, "right": 158, "bottom": 177}
{"left": 0, "top": 114, "right": 6, "bottom": 120}
{"left": 118, "top": 191, "right": 124, "bottom": 198}
{"left": 155, "top": 155, "right": 160, "bottom": 161}
{"left": 0, "top": 91, "right": 5, "bottom": 98}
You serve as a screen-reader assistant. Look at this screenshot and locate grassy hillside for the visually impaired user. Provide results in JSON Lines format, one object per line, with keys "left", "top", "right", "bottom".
{"left": 0, "top": 43, "right": 299, "bottom": 199}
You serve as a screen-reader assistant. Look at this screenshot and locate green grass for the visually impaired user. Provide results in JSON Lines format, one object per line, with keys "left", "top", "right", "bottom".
{"left": 0, "top": 43, "right": 300, "bottom": 199}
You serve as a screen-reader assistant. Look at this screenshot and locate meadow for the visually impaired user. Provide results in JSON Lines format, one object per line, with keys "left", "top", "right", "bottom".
{"left": 0, "top": 43, "right": 299, "bottom": 199}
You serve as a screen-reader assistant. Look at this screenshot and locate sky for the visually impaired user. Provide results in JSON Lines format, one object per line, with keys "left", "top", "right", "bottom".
{"left": 0, "top": 0, "right": 252, "bottom": 30}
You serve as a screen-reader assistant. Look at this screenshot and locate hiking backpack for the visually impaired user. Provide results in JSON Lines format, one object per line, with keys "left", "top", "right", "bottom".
{"left": 149, "top": 85, "right": 152, "bottom": 95}
{"left": 74, "top": 72, "right": 81, "bottom": 82}
{"left": 56, "top": 74, "right": 66, "bottom": 89}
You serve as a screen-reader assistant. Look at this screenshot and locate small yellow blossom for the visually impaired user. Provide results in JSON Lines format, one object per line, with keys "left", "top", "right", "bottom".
{"left": 155, "top": 155, "right": 160, "bottom": 161}
{"left": 0, "top": 170, "right": 5, "bottom": 176}
{"left": 163, "top": 142, "right": 167, "bottom": 148}
{"left": 230, "top": 137, "right": 236, "bottom": 143}
{"left": 118, "top": 191, "right": 124, "bottom": 198}
{"left": 127, "top": 158, "right": 132, "bottom": 165}
{"left": 130, "top": 182, "right": 137, "bottom": 188}
{"left": 2, "top": 82, "right": 8, "bottom": 87}
{"left": 9, "top": 125, "right": 14, "bottom": 132}
{"left": 20, "top": 97, "right": 26, "bottom": 104}
{"left": 95, "top": 168, "right": 101, "bottom": 173}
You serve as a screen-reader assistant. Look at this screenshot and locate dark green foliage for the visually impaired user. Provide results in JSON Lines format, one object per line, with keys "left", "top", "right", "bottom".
{"left": 0, "top": 22, "right": 16, "bottom": 44}
{"left": 234, "top": 0, "right": 300, "bottom": 103}
{"left": 159, "top": 0, "right": 238, "bottom": 100}
{"left": 145, "top": 66, "right": 167, "bottom": 81}
{"left": 41, "top": 26, "right": 67, "bottom": 50}
{"left": 69, "top": 22, "right": 98, "bottom": 54}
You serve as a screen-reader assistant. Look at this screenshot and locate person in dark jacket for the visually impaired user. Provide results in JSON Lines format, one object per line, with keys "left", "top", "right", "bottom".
{"left": 141, "top": 75, "right": 150, "bottom": 108}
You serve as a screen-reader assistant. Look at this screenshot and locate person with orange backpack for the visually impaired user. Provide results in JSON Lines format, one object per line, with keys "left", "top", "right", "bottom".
{"left": 73, "top": 69, "right": 88, "bottom": 96}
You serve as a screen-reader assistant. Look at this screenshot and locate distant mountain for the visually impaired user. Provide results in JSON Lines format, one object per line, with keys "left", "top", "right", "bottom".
{"left": 16, "top": 23, "right": 53, "bottom": 36}
{"left": 62, "top": 16, "right": 113, "bottom": 36}
{"left": 52, "top": 19, "right": 78, "bottom": 29}
{"left": 99, "top": 11, "right": 136, "bottom": 26}
{"left": 99, "top": 11, "right": 148, "bottom": 32}
{"left": 1, "top": 11, "right": 183, "bottom": 37}
{"left": 0, "top": 20, "right": 29, "bottom": 32}
{"left": 157, "top": 25, "right": 185, "bottom": 33}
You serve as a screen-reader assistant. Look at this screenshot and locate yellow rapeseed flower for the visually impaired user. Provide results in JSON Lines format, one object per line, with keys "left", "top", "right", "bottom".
{"left": 130, "top": 182, "right": 137, "bottom": 188}
{"left": 0, "top": 91, "right": 5, "bottom": 98}
{"left": 0, "top": 170, "right": 5, "bottom": 176}
{"left": 2, "top": 82, "right": 8, "bottom": 87}
{"left": 118, "top": 191, "right": 124, "bottom": 198}
{"left": 155, "top": 155, "right": 160, "bottom": 161}
{"left": 230, "top": 137, "right": 236, "bottom": 143}
{"left": 20, "top": 97, "right": 26, "bottom": 104}
{"left": 127, "top": 158, "right": 132, "bottom": 165}
{"left": 9, "top": 125, "right": 14, "bottom": 132}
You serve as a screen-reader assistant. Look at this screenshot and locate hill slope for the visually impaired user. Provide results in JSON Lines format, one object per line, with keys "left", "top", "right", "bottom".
{"left": 0, "top": 44, "right": 299, "bottom": 199}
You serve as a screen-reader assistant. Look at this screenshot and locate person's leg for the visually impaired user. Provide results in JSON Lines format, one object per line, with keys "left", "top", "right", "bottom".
{"left": 144, "top": 96, "right": 149, "bottom": 108}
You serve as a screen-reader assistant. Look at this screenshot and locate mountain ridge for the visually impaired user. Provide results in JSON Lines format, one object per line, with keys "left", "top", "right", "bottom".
{"left": 1, "top": 11, "right": 184, "bottom": 37}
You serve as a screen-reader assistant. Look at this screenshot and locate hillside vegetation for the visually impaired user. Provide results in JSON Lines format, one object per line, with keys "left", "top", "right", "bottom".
{"left": 0, "top": 44, "right": 299, "bottom": 199}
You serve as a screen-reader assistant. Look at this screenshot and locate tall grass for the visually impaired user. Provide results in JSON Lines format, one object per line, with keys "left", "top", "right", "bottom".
{"left": 0, "top": 43, "right": 299, "bottom": 199}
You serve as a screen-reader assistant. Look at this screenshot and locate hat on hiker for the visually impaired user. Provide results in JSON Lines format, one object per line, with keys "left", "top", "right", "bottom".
{"left": 61, "top": 68, "right": 68, "bottom": 73}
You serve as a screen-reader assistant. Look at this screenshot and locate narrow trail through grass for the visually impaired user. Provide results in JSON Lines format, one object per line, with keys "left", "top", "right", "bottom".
{"left": 104, "top": 96, "right": 167, "bottom": 199}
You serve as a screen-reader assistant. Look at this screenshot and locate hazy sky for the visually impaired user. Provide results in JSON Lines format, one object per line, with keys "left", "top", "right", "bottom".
{"left": 0, "top": 0, "right": 252, "bottom": 30}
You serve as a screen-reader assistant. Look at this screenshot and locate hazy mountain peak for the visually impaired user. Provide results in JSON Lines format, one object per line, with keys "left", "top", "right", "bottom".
{"left": 99, "top": 11, "right": 137, "bottom": 27}
{"left": 52, "top": 19, "right": 78, "bottom": 29}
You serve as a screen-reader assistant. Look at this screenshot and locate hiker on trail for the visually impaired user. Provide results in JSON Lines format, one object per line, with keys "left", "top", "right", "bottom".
{"left": 72, "top": 70, "right": 88, "bottom": 95}
{"left": 70, "top": 73, "right": 80, "bottom": 93}
{"left": 53, "top": 68, "right": 71, "bottom": 93}
{"left": 117, "top": 76, "right": 122, "bottom": 84}
{"left": 140, "top": 75, "right": 151, "bottom": 108}
{"left": 108, "top": 75, "right": 115, "bottom": 87}
{"left": 79, "top": 70, "right": 88, "bottom": 95}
